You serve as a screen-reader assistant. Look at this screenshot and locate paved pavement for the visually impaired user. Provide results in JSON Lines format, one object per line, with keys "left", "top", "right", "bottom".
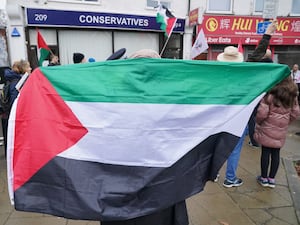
{"left": 0, "top": 120, "right": 300, "bottom": 225}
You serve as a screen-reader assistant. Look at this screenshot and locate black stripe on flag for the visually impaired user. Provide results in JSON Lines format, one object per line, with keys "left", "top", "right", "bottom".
{"left": 14, "top": 132, "right": 238, "bottom": 221}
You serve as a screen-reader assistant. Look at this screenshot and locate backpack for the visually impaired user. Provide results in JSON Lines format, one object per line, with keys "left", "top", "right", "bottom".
{"left": 0, "top": 79, "right": 18, "bottom": 114}
{"left": 0, "top": 81, "right": 13, "bottom": 114}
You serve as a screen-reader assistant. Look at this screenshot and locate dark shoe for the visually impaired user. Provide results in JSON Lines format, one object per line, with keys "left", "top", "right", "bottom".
{"left": 268, "top": 178, "right": 276, "bottom": 188}
{"left": 257, "top": 176, "right": 269, "bottom": 187}
{"left": 248, "top": 141, "right": 260, "bottom": 148}
{"left": 223, "top": 178, "right": 243, "bottom": 188}
{"left": 213, "top": 173, "right": 220, "bottom": 182}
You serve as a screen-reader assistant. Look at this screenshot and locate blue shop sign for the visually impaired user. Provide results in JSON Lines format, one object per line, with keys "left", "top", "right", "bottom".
{"left": 26, "top": 8, "right": 185, "bottom": 33}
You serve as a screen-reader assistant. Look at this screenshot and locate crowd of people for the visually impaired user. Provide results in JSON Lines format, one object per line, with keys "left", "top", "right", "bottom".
{"left": 214, "top": 19, "right": 299, "bottom": 190}
{"left": 0, "top": 19, "right": 300, "bottom": 225}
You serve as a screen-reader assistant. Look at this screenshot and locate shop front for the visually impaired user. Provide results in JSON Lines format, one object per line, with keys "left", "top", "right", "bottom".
{"left": 197, "top": 15, "right": 300, "bottom": 68}
{"left": 25, "top": 8, "right": 185, "bottom": 68}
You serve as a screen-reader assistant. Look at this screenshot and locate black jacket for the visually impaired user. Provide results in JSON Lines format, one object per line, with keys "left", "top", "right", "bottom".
{"left": 247, "top": 34, "right": 271, "bottom": 62}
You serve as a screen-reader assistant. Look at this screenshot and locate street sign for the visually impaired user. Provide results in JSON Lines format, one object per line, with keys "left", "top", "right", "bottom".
{"left": 256, "top": 21, "right": 271, "bottom": 34}
{"left": 263, "top": 0, "right": 279, "bottom": 19}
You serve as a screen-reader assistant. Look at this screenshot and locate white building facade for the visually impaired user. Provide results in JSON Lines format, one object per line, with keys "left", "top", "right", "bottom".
{"left": 2, "top": 0, "right": 191, "bottom": 69}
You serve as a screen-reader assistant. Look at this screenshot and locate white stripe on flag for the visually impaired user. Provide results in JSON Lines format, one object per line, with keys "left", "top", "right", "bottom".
{"left": 7, "top": 96, "right": 19, "bottom": 205}
{"left": 59, "top": 94, "right": 263, "bottom": 167}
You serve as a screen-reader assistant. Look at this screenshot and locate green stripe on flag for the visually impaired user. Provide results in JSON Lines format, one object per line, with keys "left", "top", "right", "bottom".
{"left": 39, "top": 48, "right": 50, "bottom": 66}
{"left": 40, "top": 58, "right": 290, "bottom": 105}
{"left": 156, "top": 13, "right": 167, "bottom": 36}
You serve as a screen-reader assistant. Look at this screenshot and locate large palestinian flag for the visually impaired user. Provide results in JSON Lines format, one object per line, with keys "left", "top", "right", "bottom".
{"left": 7, "top": 58, "right": 290, "bottom": 221}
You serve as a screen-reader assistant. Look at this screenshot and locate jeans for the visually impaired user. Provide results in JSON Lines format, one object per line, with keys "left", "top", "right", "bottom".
{"left": 225, "top": 128, "right": 247, "bottom": 181}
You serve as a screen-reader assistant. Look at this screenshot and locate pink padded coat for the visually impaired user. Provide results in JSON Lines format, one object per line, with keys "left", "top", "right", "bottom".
{"left": 254, "top": 94, "right": 300, "bottom": 148}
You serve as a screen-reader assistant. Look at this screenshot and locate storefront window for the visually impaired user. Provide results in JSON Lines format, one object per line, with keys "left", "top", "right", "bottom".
{"left": 160, "top": 34, "right": 183, "bottom": 59}
{"left": 254, "top": 0, "right": 264, "bottom": 13}
{"left": 275, "top": 46, "right": 300, "bottom": 68}
{"left": 291, "top": 0, "right": 300, "bottom": 15}
{"left": 206, "top": 0, "right": 232, "bottom": 13}
{"left": 114, "top": 31, "right": 159, "bottom": 57}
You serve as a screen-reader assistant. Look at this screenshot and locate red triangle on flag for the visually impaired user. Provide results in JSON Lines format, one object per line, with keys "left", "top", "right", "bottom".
{"left": 166, "top": 17, "right": 177, "bottom": 37}
{"left": 37, "top": 30, "right": 50, "bottom": 50}
{"left": 13, "top": 69, "right": 88, "bottom": 191}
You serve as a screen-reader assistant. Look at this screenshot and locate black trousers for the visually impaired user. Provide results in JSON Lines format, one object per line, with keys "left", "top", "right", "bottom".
{"left": 261, "top": 146, "right": 280, "bottom": 179}
{"left": 100, "top": 201, "right": 188, "bottom": 225}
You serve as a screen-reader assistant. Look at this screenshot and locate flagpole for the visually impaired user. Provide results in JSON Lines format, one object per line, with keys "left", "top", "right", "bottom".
{"left": 159, "top": 17, "right": 177, "bottom": 57}
{"left": 160, "top": 35, "right": 171, "bottom": 57}
{"left": 156, "top": 3, "right": 177, "bottom": 57}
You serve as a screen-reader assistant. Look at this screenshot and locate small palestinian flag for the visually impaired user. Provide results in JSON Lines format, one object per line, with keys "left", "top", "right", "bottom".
{"left": 156, "top": 5, "right": 177, "bottom": 37}
{"left": 7, "top": 59, "right": 290, "bottom": 221}
{"left": 37, "top": 30, "right": 50, "bottom": 66}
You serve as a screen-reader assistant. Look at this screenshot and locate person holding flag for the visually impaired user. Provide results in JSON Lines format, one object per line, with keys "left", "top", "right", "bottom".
{"left": 7, "top": 18, "right": 290, "bottom": 225}
{"left": 214, "top": 20, "right": 278, "bottom": 187}
{"left": 216, "top": 46, "right": 246, "bottom": 187}
{"left": 101, "top": 49, "right": 189, "bottom": 225}
{"left": 247, "top": 19, "right": 278, "bottom": 148}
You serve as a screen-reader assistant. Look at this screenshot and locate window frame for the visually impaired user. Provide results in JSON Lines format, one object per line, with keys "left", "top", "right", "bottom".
{"left": 206, "top": 0, "right": 233, "bottom": 14}
{"left": 146, "top": 0, "right": 171, "bottom": 9}
{"left": 291, "top": 0, "right": 300, "bottom": 16}
{"left": 253, "top": 0, "right": 264, "bottom": 15}
{"left": 48, "top": 0, "right": 101, "bottom": 4}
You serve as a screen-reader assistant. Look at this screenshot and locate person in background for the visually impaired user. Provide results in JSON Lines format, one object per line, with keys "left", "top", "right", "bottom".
{"left": 248, "top": 49, "right": 274, "bottom": 149}
{"left": 214, "top": 20, "right": 278, "bottom": 187}
{"left": 1, "top": 60, "right": 32, "bottom": 157}
{"left": 255, "top": 76, "right": 300, "bottom": 188}
{"left": 100, "top": 49, "right": 188, "bottom": 225}
{"left": 291, "top": 64, "right": 300, "bottom": 83}
{"left": 247, "top": 20, "right": 278, "bottom": 148}
{"left": 291, "top": 64, "right": 300, "bottom": 101}
{"left": 73, "top": 52, "right": 86, "bottom": 64}
{"left": 48, "top": 54, "right": 60, "bottom": 66}
{"left": 290, "top": 64, "right": 300, "bottom": 136}
{"left": 216, "top": 46, "right": 246, "bottom": 188}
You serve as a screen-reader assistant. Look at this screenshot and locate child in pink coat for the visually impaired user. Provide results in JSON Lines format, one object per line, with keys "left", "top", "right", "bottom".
{"left": 254, "top": 76, "right": 300, "bottom": 188}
